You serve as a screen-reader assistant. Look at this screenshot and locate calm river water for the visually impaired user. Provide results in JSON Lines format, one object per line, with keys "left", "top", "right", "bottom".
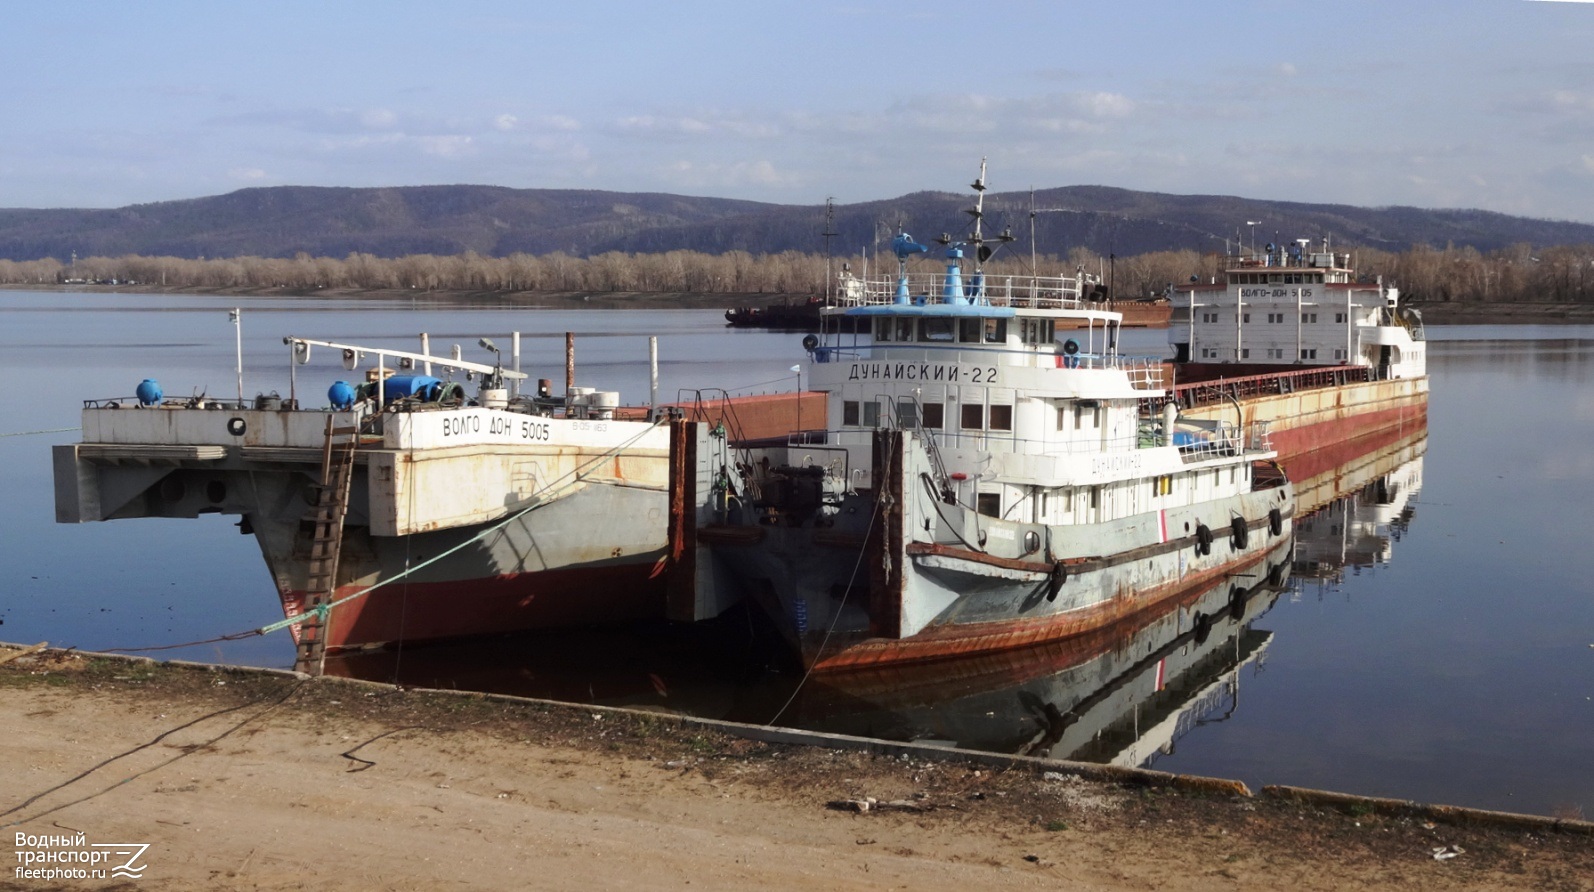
{"left": 2, "top": 289, "right": 1590, "bottom": 819}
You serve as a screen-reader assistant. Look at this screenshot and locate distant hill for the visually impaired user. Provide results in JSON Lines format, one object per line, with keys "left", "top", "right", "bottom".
{"left": 2, "top": 184, "right": 1591, "bottom": 263}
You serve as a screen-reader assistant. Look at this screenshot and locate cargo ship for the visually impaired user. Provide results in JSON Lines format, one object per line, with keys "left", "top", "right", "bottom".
{"left": 1163, "top": 240, "right": 1428, "bottom": 469}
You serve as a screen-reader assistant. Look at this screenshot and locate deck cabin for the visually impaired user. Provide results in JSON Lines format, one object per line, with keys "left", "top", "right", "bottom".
{"left": 1168, "top": 241, "right": 1426, "bottom": 381}
{"left": 798, "top": 241, "right": 1271, "bottom": 538}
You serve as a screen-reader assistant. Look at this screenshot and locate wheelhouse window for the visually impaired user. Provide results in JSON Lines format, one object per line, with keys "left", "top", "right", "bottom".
{"left": 920, "top": 318, "right": 956, "bottom": 342}
{"left": 893, "top": 318, "right": 914, "bottom": 341}
{"left": 959, "top": 318, "right": 982, "bottom": 342}
{"left": 984, "top": 318, "right": 1008, "bottom": 343}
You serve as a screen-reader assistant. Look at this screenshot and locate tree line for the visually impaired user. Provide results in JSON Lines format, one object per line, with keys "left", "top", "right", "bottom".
{"left": 2, "top": 242, "right": 1592, "bottom": 303}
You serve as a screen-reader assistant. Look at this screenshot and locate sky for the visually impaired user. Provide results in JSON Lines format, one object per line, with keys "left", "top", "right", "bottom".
{"left": 5, "top": 1, "right": 1594, "bottom": 223}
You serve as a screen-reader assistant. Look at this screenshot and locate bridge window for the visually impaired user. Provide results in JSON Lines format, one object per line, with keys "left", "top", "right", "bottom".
{"left": 959, "top": 318, "right": 982, "bottom": 342}
{"left": 985, "top": 318, "right": 1008, "bottom": 343}
{"left": 893, "top": 318, "right": 914, "bottom": 341}
{"left": 920, "top": 318, "right": 955, "bottom": 342}
{"left": 1018, "top": 319, "right": 1052, "bottom": 344}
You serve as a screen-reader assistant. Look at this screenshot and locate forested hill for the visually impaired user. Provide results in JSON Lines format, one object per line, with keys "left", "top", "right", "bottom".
{"left": 2, "top": 183, "right": 1592, "bottom": 263}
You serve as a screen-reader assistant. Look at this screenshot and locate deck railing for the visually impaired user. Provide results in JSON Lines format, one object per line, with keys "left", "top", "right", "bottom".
{"left": 836, "top": 273, "right": 1091, "bottom": 308}
{"left": 1160, "top": 365, "right": 1373, "bottom": 412}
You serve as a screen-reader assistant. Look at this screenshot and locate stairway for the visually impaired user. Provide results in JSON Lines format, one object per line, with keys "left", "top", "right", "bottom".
{"left": 294, "top": 417, "right": 359, "bottom": 675}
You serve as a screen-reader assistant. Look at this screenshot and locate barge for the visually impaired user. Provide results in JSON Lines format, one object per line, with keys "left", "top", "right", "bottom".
{"left": 53, "top": 332, "right": 789, "bottom": 672}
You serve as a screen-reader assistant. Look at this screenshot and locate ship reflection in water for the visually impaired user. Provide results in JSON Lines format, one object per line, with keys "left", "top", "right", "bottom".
{"left": 328, "top": 431, "right": 1426, "bottom": 772}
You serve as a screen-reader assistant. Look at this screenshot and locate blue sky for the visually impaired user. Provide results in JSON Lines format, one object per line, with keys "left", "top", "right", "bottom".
{"left": 5, "top": 0, "right": 1594, "bottom": 223}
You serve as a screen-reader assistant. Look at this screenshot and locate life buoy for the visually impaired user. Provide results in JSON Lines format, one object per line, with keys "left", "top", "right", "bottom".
{"left": 227, "top": 417, "right": 247, "bottom": 436}
{"left": 1195, "top": 523, "right": 1213, "bottom": 556}
{"left": 1231, "top": 516, "right": 1249, "bottom": 550}
{"left": 1268, "top": 507, "right": 1283, "bottom": 537}
{"left": 801, "top": 334, "right": 819, "bottom": 351}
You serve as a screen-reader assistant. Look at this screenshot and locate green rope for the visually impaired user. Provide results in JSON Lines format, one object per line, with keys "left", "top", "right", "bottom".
{"left": 0, "top": 427, "right": 79, "bottom": 438}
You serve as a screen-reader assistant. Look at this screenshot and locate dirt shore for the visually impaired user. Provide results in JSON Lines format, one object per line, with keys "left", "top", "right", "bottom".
{"left": 2, "top": 648, "right": 1590, "bottom": 892}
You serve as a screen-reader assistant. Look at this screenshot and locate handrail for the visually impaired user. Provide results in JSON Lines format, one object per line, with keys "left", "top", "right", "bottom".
{"left": 836, "top": 272, "right": 1091, "bottom": 308}
{"left": 1158, "top": 365, "right": 1373, "bottom": 412}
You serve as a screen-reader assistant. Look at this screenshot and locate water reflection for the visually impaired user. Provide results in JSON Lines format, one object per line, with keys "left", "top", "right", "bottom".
{"left": 1294, "top": 437, "right": 1424, "bottom": 589}
{"left": 781, "top": 537, "right": 1291, "bottom": 766}
{"left": 328, "top": 431, "right": 1430, "bottom": 774}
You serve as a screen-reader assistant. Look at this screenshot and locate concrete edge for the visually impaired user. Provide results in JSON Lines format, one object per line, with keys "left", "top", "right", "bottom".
{"left": 1262, "top": 785, "right": 1594, "bottom": 837}
{"left": 8, "top": 642, "right": 1589, "bottom": 835}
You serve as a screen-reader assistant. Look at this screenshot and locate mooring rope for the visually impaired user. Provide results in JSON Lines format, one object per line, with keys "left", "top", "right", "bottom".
{"left": 0, "top": 427, "right": 79, "bottom": 438}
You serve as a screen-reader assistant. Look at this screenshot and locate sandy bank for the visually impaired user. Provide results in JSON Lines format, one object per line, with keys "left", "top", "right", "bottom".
{"left": 2, "top": 647, "right": 1590, "bottom": 891}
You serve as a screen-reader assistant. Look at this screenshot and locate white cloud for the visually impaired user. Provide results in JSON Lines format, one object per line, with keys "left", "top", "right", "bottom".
{"left": 359, "top": 109, "right": 398, "bottom": 129}
{"left": 661, "top": 159, "right": 794, "bottom": 190}
{"left": 618, "top": 115, "right": 712, "bottom": 134}
{"left": 228, "top": 167, "right": 267, "bottom": 181}
{"left": 494, "top": 114, "right": 518, "bottom": 131}
{"left": 1278, "top": 62, "right": 1298, "bottom": 77}
{"left": 415, "top": 135, "right": 474, "bottom": 157}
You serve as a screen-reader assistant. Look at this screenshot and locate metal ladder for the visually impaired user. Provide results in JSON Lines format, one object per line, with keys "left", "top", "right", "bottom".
{"left": 294, "top": 417, "right": 359, "bottom": 675}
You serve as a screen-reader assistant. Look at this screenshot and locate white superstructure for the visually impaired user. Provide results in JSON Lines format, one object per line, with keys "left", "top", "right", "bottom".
{"left": 1170, "top": 241, "right": 1426, "bottom": 381}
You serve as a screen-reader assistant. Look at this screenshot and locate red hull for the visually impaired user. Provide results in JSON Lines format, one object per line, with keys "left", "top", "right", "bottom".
{"left": 1268, "top": 401, "right": 1428, "bottom": 479}
{"left": 283, "top": 559, "right": 668, "bottom": 654}
{"left": 808, "top": 549, "right": 1282, "bottom": 672}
